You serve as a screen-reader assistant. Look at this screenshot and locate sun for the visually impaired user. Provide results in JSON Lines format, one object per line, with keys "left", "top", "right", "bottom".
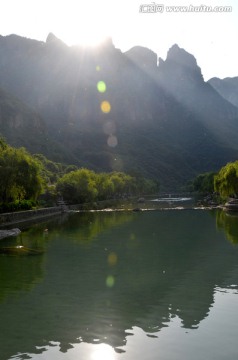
{"left": 54, "top": 0, "right": 114, "bottom": 47}
{"left": 61, "top": 27, "right": 110, "bottom": 47}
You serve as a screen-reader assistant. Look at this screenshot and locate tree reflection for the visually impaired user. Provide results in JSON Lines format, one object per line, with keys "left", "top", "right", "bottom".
{"left": 0, "top": 247, "right": 45, "bottom": 303}
{"left": 216, "top": 209, "right": 238, "bottom": 244}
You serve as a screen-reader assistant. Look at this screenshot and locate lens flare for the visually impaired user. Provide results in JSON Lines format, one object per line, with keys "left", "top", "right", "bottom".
{"left": 101, "top": 101, "right": 111, "bottom": 113}
{"left": 97, "top": 81, "right": 106, "bottom": 93}
{"left": 108, "top": 252, "right": 118, "bottom": 266}
{"left": 103, "top": 121, "right": 116, "bottom": 135}
{"left": 107, "top": 135, "right": 118, "bottom": 148}
{"left": 106, "top": 275, "right": 115, "bottom": 287}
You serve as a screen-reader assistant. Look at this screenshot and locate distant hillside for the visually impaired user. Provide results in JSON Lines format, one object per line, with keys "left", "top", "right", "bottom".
{"left": 0, "top": 87, "right": 46, "bottom": 151}
{"left": 0, "top": 34, "right": 238, "bottom": 189}
{"left": 0, "top": 88, "right": 79, "bottom": 164}
{"left": 208, "top": 77, "right": 238, "bottom": 108}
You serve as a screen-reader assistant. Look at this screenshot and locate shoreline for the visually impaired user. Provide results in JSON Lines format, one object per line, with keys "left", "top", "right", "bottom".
{"left": 0, "top": 198, "right": 225, "bottom": 240}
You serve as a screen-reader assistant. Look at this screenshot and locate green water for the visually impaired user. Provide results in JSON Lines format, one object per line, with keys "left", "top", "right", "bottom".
{"left": 0, "top": 209, "right": 238, "bottom": 360}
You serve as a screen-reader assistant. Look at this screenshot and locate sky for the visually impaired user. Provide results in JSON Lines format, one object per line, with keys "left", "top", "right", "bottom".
{"left": 0, "top": 0, "right": 237, "bottom": 80}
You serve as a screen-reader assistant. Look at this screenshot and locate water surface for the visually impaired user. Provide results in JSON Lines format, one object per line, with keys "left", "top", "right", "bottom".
{"left": 0, "top": 209, "right": 238, "bottom": 359}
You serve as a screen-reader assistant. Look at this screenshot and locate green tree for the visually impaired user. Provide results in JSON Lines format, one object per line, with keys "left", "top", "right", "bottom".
{"left": 0, "top": 136, "right": 7, "bottom": 150}
{"left": 96, "top": 173, "right": 114, "bottom": 200}
{"left": 0, "top": 146, "right": 42, "bottom": 202}
{"left": 56, "top": 168, "right": 98, "bottom": 204}
{"left": 64, "top": 165, "right": 78, "bottom": 174}
{"left": 214, "top": 161, "right": 238, "bottom": 198}
{"left": 191, "top": 172, "right": 216, "bottom": 194}
{"left": 109, "top": 172, "right": 127, "bottom": 197}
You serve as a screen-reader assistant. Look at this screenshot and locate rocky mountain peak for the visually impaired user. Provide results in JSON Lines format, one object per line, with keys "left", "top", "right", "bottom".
{"left": 46, "top": 32, "right": 59, "bottom": 43}
{"left": 158, "top": 43, "right": 204, "bottom": 86}
{"left": 45, "top": 33, "right": 67, "bottom": 48}
{"left": 167, "top": 44, "right": 198, "bottom": 69}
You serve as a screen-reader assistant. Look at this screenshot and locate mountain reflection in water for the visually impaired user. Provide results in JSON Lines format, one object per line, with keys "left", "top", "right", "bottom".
{"left": 0, "top": 210, "right": 238, "bottom": 359}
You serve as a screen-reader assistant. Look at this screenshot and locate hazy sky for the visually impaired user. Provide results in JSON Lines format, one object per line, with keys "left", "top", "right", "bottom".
{"left": 0, "top": 0, "right": 237, "bottom": 80}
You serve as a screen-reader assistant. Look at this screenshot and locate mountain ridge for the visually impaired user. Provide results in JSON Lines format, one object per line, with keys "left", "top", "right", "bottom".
{"left": 208, "top": 76, "right": 238, "bottom": 108}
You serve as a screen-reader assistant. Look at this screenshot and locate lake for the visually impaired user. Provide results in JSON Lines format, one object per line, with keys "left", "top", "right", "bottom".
{"left": 1, "top": 205, "right": 238, "bottom": 360}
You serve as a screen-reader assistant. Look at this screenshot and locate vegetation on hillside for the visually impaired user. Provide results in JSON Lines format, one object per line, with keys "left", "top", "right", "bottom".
{"left": 0, "top": 138, "right": 159, "bottom": 212}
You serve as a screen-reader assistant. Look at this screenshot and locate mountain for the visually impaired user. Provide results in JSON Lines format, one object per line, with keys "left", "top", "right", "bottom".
{"left": 0, "top": 34, "right": 238, "bottom": 189}
{"left": 208, "top": 76, "right": 238, "bottom": 108}
{"left": 157, "top": 45, "right": 238, "bottom": 166}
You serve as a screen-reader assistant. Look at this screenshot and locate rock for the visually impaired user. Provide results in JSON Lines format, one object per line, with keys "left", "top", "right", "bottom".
{"left": 0, "top": 228, "right": 21, "bottom": 240}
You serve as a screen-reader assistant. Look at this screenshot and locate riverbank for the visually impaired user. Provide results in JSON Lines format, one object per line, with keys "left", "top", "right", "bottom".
{"left": 0, "top": 195, "right": 223, "bottom": 233}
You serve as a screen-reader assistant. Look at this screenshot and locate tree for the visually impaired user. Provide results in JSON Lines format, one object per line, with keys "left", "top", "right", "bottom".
{"left": 56, "top": 168, "right": 98, "bottom": 204}
{"left": 191, "top": 172, "right": 216, "bottom": 194}
{"left": 109, "top": 172, "right": 127, "bottom": 197}
{"left": 0, "top": 136, "right": 7, "bottom": 150}
{"left": 0, "top": 145, "right": 43, "bottom": 202}
{"left": 56, "top": 168, "right": 159, "bottom": 204}
{"left": 96, "top": 173, "right": 114, "bottom": 200}
{"left": 214, "top": 161, "right": 238, "bottom": 198}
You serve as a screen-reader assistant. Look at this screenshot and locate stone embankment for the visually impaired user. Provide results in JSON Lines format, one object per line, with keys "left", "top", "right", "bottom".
{"left": 0, "top": 206, "right": 62, "bottom": 227}
{"left": 0, "top": 207, "right": 64, "bottom": 240}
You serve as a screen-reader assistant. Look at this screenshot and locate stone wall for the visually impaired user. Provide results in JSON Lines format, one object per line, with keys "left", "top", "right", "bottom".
{"left": 0, "top": 207, "right": 62, "bottom": 226}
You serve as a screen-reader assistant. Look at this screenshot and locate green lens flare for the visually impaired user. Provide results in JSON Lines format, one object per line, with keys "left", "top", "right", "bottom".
{"left": 106, "top": 275, "right": 115, "bottom": 287}
{"left": 97, "top": 81, "right": 106, "bottom": 93}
